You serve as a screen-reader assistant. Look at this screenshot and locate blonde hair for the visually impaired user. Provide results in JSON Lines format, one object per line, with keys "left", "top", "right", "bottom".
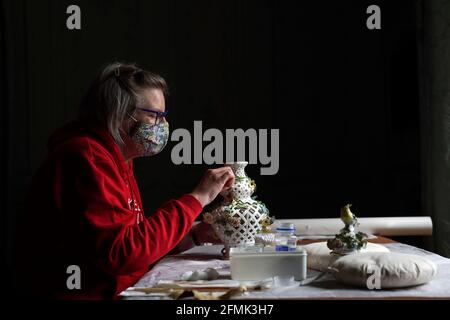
{"left": 78, "top": 62, "right": 168, "bottom": 146}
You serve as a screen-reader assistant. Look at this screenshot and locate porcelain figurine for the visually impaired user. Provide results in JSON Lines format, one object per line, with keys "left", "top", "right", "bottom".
{"left": 327, "top": 204, "right": 368, "bottom": 255}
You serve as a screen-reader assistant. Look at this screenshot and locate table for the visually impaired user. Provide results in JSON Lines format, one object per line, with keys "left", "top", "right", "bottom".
{"left": 121, "top": 237, "right": 450, "bottom": 300}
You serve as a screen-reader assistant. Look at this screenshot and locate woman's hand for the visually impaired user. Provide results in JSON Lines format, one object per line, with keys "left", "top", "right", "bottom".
{"left": 189, "top": 167, "right": 235, "bottom": 207}
{"left": 170, "top": 221, "right": 221, "bottom": 254}
{"left": 192, "top": 221, "right": 221, "bottom": 244}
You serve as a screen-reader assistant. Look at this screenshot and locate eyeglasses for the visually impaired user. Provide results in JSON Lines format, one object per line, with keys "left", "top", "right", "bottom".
{"left": 136, "top": 107, "right": 168, "bottom": 125}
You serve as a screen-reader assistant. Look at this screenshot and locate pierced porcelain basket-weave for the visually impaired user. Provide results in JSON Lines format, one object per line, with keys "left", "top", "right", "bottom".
{"left": 203, "top": 161, "right": 270, "bottom": 256}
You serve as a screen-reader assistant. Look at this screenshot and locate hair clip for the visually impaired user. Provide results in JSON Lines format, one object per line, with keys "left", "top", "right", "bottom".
{"left": 114, "top": 67, "right": 120, "bottom": 77}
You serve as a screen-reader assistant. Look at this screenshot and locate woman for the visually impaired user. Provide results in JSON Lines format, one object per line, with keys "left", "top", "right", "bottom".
{"left": 18, "top": 62, "right": 234, "bottom": 299}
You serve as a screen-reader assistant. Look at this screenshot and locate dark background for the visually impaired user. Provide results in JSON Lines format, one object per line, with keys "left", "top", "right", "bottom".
{"left": 3, "top": 0, "right": 443, "bottom": 294}
{"left": 1, "top": 0, "right": 421, "bottom": 215}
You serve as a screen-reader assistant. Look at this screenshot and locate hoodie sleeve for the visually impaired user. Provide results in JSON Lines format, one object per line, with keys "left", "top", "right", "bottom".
{"left": 57, "top": 138, "right": 203, "bottom": 277}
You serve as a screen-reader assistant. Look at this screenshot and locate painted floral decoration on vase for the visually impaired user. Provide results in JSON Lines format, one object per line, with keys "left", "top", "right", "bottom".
{"left": 327, "top": 204, "right": 368, "bottom": 255}
{"left": 203, "top": 161, "right": 273, "bottom": 256}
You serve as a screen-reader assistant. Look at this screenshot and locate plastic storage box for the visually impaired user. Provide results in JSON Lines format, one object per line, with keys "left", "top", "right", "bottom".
{"left": 230, "top": 247, "right": 307, "bottom": 281}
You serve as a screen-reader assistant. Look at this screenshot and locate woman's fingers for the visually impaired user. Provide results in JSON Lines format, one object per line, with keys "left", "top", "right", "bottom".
{"left": 219, "top": 169, "right": 235, "bottom": 190}
{"left": 189, "top": 166, "right": 236, "bottom": 207}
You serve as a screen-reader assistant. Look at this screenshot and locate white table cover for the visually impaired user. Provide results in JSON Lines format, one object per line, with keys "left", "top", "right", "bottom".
{"left": 121, "top": 242, "right": 450, "bottom": 299}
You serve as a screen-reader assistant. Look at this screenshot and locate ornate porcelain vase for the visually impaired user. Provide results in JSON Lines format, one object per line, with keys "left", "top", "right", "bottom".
{"left": 203, "top": 162, "right": 271, "bottom": 256}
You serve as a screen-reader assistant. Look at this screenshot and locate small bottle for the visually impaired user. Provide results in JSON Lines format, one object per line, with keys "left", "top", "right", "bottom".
{"left": 287, "top": 235, "right": 298, "bottom": 252}
{"left": 275, "top": 222, "right": 296, "bottom": 251}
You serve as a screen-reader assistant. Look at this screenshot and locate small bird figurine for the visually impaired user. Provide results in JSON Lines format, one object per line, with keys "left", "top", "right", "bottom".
{"left": 340, "top": 204, "right": 357, "bottom": 226}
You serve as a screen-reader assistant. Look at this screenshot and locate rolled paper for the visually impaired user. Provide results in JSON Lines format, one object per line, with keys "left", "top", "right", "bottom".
{"left": 272, "top": 217, "right": 433, "bottom": 236}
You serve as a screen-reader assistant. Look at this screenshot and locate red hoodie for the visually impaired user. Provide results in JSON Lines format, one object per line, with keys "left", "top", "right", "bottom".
{"left": 18, "top": 120, "right": 202, "bottom": 299}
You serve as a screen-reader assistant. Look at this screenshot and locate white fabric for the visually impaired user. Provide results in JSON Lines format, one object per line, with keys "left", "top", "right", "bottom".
{"left": 301, "top": 241, "right": 390, "bottom": 272}
{"left": 330, "top": 252, "right": 438, "bottom": 288}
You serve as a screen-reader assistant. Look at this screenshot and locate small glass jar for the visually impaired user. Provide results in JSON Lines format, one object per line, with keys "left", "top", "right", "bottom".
{"left": 287, "top": 235, "right": 298, "bottom": 252}
{"left": 275, "top": 222, "right": 296, "bottom": 251}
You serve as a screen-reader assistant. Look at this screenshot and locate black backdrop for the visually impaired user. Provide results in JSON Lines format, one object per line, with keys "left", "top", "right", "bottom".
{"left": 1, "top": 0, "right": 425, "bottom": 289}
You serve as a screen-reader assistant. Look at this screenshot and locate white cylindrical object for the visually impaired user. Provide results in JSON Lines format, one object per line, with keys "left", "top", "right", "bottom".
{"left": 272, "top": 217, "right": 433, "bottom": 236}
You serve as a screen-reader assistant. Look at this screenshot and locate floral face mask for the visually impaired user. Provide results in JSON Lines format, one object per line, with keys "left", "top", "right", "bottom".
{"left": 129, "top": 118, "right": 170, "bottom": 157}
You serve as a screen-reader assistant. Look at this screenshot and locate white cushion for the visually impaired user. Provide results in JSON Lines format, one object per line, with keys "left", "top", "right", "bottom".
{"left": 301, "top": 241, "right": 390, "bottom": 271}
{"left": 329, "top": 252, "right": 438, "bottom": 289}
